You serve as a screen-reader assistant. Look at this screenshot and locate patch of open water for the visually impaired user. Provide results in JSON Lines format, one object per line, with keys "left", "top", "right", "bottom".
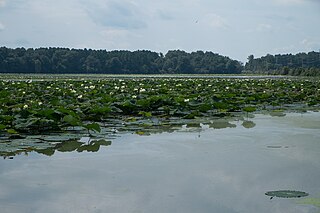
{"left": 0, "top": 112, "right": 319, "bottom": 213}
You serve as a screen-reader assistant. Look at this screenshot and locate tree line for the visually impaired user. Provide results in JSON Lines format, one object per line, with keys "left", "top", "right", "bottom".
{"left": 245, "top": 51, "right": 320, "bottom": 76}
{"left": 0, "top": 47, "right": 243, "bottom": 74}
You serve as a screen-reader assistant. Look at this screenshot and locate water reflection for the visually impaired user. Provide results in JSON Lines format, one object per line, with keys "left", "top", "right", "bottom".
{"left": 0, "top": 112, "right": 319, "bottom": 213}
{"left": 1, "top": 138, "right": 111, "bottom": 159}
{"left": 0, "top": 116, "right": 259, "bottom": 158}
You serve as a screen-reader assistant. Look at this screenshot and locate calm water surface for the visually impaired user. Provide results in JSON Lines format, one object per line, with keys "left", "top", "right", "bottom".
{"left": 1, "top": 112, "right": 320, "bottom": 213}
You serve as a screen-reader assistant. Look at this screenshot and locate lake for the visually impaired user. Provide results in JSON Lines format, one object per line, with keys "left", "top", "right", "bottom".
{"left": 0, "top": 112, "right": 320, "bottom": 213}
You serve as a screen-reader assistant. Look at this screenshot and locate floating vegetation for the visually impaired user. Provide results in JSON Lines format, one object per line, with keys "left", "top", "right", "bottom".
{"left": 242, "top": 120, "right": 256, "bottom": 128}
{"left": 270, "top": 111, "right": 287, "bottom": 117}
{"left": 0, "top": 75, "right": 319, "bottom": 158}
{"left": 265, "top": 190, "right": 309, "bottom": 198}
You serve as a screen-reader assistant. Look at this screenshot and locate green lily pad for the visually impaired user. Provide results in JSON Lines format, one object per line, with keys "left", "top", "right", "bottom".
{"left": 242, "top": 120, "right": 256, "bottom": 128}
{"left": 209, "top": 120, "right": 236, "bottom": 129}
{"left": 270, "top": 111, "right": 286, "bottom": 117}
{"left": 265, "top": 190, "right": 309, "bottom": 198}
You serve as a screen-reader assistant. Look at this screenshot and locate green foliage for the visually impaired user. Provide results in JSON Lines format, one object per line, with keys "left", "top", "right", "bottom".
{"left": 83, "top": 123, "right": 101, "bottom": 133}
{"left": 0, "top": 47, "right": 243, "bottom": 74}
{"left": 245, "top": 51, "right": 320, "bottom": 76}
{"left": 63, "top": 115, "right": 81, "bottom": 126}
{"left": 265, "top": 190, "right": 309, "bottom": 198}
{"left": 0, "top": 76, "right": 319, "bottom": 138}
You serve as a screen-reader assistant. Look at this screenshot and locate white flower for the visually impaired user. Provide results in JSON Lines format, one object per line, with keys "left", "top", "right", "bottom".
{"left": 23, "top": 104, "right": 28, "bottom": 109}
{"left": 89, "top": 85, "right": 95, "bottom": 89}
{"left": 140, "top": 88, "right": 146, "bottom": 92}
{"left": 70, "top": 89, "right": 76, "bottom": 93}
{"left": 115, "top": 86, "right": 120, "bottom": 90}
{"left": 184, "top": 98, "right": 190, "bottom": 102}
{"left": 38, "top": 102, "right": 43, "bottom": 105}
{"left": 132, "top": 95, "right": 137, "bottom": 98}
{"left": 77, "top": 95, "right": 83, "bottom": 99}
{"left": 225, "top": 87, "right": 229, "bottom": 90}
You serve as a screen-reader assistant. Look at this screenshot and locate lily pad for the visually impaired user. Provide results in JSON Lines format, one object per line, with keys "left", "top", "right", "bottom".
{"left": 242, "top": 120, "right": 256, "bottom": 128}
{"left": 209, "top": 120, "right": 236, "bottom": 129}
{"left": 265, "top": 190, "right": 309, "bottom": 198}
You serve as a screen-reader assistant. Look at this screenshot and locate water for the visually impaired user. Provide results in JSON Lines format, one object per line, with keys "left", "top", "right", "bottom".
{"left": 0, "top": 112, "right": 320, "bottom": 213}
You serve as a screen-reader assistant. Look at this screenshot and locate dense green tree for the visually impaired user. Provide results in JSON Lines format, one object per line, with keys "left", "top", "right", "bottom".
{"left": 0, "top": 47, "right": 243, "bottom": 74}
{"left": 245, "top": 51, "right": 320, "bottom": 76}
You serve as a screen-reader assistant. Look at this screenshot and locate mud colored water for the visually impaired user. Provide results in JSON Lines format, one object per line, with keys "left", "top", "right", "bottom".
{"left": 1, "top": 112, "right": 320, "bottom": 213}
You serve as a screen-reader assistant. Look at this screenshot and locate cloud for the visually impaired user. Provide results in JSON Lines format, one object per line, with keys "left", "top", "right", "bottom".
{"left": 271, "top": 0, "right": 316, "bottom": 5}
{"left": 0, "top": 0, "right": 5, "bottom": 7}
{"left": 83, "top": 0, "right": 147, "bottom": 29}
{"left": 204, "top": 13, "right": 229, "bottom": 29}
{"left": 0, "top": 21, "right": 5, "bottom": 31}
{"left": 256, "top": 24, "right": 273, "bottom": 32}
{"left": 273, "top": 0, "right": 302, "bottom": 4}
{"left": 301, "top": 38, "right": 320, "bottom": 50}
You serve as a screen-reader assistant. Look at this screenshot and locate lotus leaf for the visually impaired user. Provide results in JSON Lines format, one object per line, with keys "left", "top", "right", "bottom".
{"left": 265, "top": 190, "right": 309, "bottom": 198}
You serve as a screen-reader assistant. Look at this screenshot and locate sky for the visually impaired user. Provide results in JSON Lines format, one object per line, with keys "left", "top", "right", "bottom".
{"left": 0, "top": 0, "right": 319, "bottom": 62}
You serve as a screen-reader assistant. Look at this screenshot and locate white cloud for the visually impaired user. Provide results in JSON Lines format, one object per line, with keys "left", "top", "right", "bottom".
{"left": 0, "top": 0, "right": 5, "bottom": 7}
{"left": 0, "top": 21, "right": 5, "bottom": 31}
{"left": 81, "top": 0, "right": 147, "bottom": 29}
{"left": 204, "top": 13, "right": 228, "bottom": 29}
{"left": 256, "top": 24, "right": 273, "bottom": 32}
{"left": 301, "top": 38, "right": 320, "bottom": 50}
{"left": 272, "top": 0, "right": 305, "bottom": 5}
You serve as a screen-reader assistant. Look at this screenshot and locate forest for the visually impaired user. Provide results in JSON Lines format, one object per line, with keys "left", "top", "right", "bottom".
{"left": 244, "top": 51, "right": 320, "bottom": 76}
{"left": 0, "top": 47, "right": 243, "bottom": 74}
{"left": 1, "top": 47, "right": 320, "bottom": 76}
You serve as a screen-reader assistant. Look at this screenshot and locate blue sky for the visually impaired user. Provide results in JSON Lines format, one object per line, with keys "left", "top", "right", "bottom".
{"left": 0, "top": 0, "right": 319, "bottom": 62}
